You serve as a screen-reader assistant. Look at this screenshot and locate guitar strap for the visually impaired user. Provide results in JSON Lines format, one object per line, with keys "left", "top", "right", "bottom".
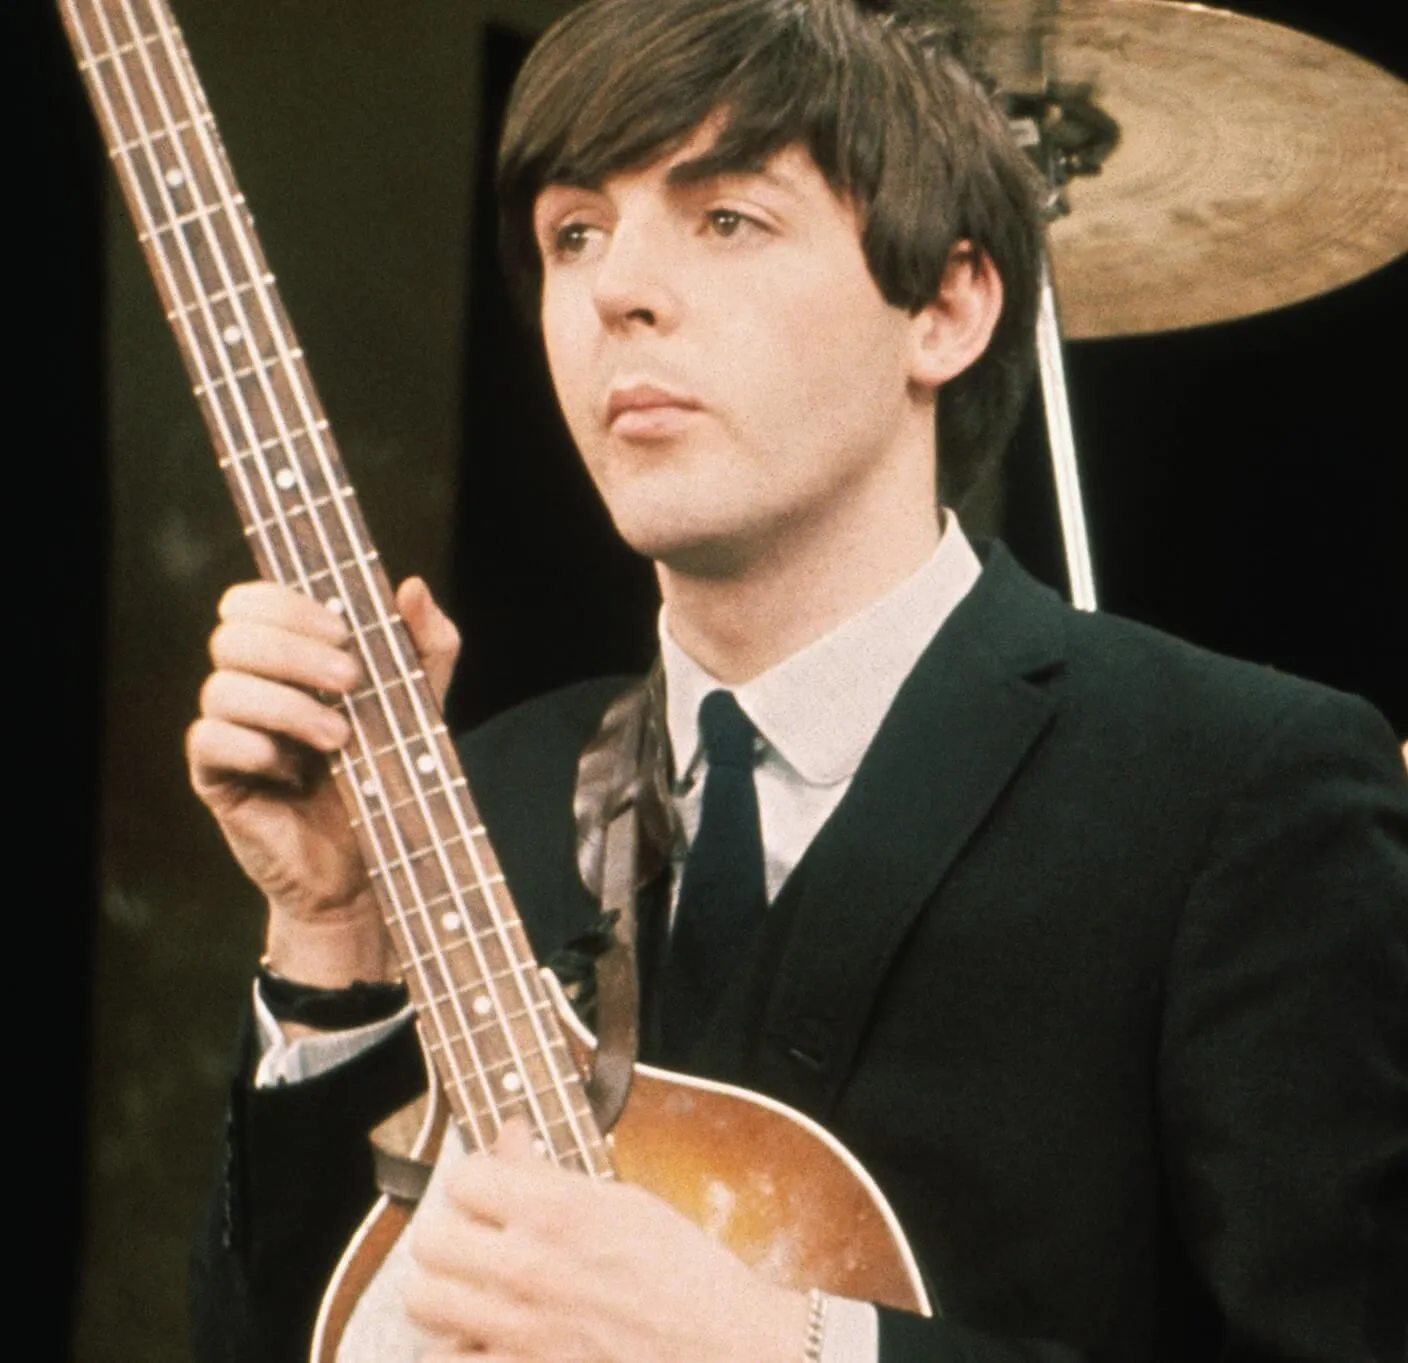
{"left": 572, "top": 660, "right": 674, "bottom": 1130}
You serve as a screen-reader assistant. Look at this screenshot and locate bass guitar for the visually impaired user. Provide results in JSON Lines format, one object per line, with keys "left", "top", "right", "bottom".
{"left": 59, "top": 1, "right": 932, "bottom": 1355}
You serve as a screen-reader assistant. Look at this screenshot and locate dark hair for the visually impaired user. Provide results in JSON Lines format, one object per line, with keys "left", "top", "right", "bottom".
{"left": 497, "top": 0, "right": 1044, "bottom": 505}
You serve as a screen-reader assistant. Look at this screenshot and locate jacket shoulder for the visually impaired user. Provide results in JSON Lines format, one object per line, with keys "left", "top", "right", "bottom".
{"left": 976, "top": 543, "right": 1397, "bottom": 765}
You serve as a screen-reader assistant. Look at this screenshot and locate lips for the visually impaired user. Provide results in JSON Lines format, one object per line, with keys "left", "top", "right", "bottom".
{"left": 605, "top": 384, "right": 703, "bottom": 429}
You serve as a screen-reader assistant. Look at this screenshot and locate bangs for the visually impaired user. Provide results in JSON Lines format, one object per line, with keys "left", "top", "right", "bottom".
{"left": 497, "top": 0, "right": 903, "bottom": 301}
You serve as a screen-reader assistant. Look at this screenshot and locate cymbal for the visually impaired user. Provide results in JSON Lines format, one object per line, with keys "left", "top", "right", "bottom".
{"left": 978, "top": 0, "right": 1408, "bottom": 338}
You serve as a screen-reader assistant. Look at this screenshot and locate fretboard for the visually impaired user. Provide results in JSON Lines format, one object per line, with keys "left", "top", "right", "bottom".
{"left": 61, "top": 0, "right": 609, "bottom": 1176}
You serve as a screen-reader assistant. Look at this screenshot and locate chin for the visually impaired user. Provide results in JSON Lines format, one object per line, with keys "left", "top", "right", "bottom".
{"left": 608, "top": 506, "right": 754, "bottom": 579}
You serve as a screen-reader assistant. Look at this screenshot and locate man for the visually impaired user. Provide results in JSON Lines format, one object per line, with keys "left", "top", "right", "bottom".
{"left": 188, "top": 1, "right": 1408, "bottom": 1360}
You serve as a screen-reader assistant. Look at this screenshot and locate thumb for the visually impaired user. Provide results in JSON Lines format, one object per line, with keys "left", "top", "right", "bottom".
{"left": 397, "top": 577, "right": 462, "bottom": 708}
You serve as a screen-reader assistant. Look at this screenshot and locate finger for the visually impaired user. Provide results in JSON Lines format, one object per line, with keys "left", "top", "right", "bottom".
{"left": 186, "top": 716, "right": 308, "bottom": 795}
{"left": 218, "top": 581, "right": 352, "bottom": 644}
{"left": 492, "top": 1117, "right": 539, "bottom": 1165}
{"left": 200, "top": 671, "right": 351, "bottom": 753}
{"left": 410, "top": 1205, "right": 516, "bottom": 1282}
{"left": 404, "top": 1265, "right": 530, "bottom": 1353}
{"left": 443, "top": 1142, "right": 581, "bottom": 1235}
{"left": 398, "top": 576, "right": 462, "bottom": 707}
{"left": 210, "top": 619, "right": 362, "bottom": 693}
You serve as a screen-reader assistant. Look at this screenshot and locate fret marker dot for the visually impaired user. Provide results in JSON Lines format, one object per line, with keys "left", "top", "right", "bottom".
{"left": 360, "top": 778, "right": 378, "bottom": 797}
{"left": 164, "top": 168, "right": 185, "bottom": 188}
{"left": 502, "top": 1072, "right": 523, "bottom": 1094}
{"left": 472, "top": 995, "right": 492, "bottom": 1017}
{"left": 441, "top": 911, "right": 462, "bottom": 933}
{"left": 222, "top": 324, "right": 243, "bottom": 347}
{"left": 326, "top": 598, "right": 345, "bottom": 615}
{"left": 275, "top": 468, "right": 297, "bottom": 490}
{"left": 416, "top": 754, "right": 437, "bottom": 775}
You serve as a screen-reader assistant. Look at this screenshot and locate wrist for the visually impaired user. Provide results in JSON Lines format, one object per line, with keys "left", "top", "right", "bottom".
{"left": 263, "top": 893, "right": 398, "bottom": 989}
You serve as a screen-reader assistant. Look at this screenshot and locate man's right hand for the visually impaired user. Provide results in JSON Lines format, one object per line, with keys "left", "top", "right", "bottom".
{"left": 186, "top": 576, "right": 460, "bottom": 988}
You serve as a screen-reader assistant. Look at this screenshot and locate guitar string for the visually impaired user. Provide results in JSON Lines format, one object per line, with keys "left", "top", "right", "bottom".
{"left": 94, "top": 0, "right": 602, "bottom": 1169}
{"left": 74, "top": 0, "right": 495, "bottom": 1153}
{"left": 108, "top": 0, "right": 509, "bottom": 1154}
{"left": 135, "top": 10, "right": 589, "bottom": 1163}
{"left": 142, "top": 0, "right": 607, "bottom": 1171}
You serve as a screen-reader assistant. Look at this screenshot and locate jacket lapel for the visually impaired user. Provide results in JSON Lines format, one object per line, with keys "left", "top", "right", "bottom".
{"left": 711, "top": 546, "right": 1071, "bottom": 1115}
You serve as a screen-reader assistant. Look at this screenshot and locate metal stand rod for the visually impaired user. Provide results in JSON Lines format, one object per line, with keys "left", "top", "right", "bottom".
{"left": 1036, "top": 250, "right": 1099, "bottom": 612}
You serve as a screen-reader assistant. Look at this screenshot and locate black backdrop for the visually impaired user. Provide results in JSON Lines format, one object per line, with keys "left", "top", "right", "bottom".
{"left": 22, "top": 0, "right": 1404, "bottom": 1350}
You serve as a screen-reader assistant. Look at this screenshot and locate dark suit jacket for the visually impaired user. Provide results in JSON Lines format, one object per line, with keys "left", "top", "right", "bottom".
{"left": 191, "top": 545, "right": 1408, "bottom": 1363}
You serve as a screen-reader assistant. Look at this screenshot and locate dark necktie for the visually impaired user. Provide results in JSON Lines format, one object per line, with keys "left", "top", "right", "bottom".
{"left": 661, "top": 690, "right": 767, "bottom": 1057}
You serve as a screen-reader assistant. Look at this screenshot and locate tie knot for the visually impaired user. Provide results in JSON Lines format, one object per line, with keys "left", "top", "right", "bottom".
{"left": 697, "top": 690, "right": 758, "bottom": 770}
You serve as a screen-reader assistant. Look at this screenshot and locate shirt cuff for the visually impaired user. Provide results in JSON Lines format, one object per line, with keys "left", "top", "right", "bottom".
{"left": 820, "top": 1295, "right": 879, "bottom": 1363}
{"left": 251, "top": 979, "right": 414, "bottom": 1088}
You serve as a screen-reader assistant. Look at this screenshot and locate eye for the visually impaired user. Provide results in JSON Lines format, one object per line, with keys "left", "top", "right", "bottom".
{"left": 552, "top": 221, "right": 599, "bottom": 258}
{"left": 705, "top": 209, "right": 760, "bottom": 240}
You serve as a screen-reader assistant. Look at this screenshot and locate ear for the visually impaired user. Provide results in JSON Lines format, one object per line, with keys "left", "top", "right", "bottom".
{"left": 907, "top": 243, "right": 1005, "bottom": 390}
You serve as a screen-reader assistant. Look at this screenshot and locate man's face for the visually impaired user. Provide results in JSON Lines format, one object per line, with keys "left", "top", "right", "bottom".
{"left": 533, "top": 125, "right": 940, "bottom": 579}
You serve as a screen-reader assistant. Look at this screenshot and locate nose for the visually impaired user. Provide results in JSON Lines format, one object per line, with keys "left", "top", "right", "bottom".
{"left": 591, "top": 217, "right": 679, "bottom": 334}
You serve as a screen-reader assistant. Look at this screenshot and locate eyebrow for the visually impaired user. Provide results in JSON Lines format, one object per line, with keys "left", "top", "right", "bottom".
{"left": 533, "top": 153, "right": 799, "bottom": 210}
{"left": 666, "top": 153, "right": 797, "bottom": 195}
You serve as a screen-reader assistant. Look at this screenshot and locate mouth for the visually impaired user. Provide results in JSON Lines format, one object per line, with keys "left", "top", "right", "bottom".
{"left": 605, "top": 384, "right": 704, "bottom": 436}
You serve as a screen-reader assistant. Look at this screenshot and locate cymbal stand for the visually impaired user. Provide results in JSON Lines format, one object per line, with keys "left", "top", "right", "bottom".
{"left": 1006, "top": 84, "right": 1113, "bottom": 613}
{"left": 1035, "top": 248, "right": 1098, "bottom": 611}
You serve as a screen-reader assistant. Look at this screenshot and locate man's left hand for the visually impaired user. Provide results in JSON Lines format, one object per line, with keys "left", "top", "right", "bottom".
{"left": 405, "top": 1120, "right": 809, "bottom": 1362}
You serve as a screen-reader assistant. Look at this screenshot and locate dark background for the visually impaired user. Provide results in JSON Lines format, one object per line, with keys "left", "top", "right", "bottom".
{"left": 20, "top": 0, "right": 1404, "bottom": 1355}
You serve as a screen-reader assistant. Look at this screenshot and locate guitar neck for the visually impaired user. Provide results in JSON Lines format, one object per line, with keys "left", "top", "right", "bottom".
{"left": 61, "top": 0, "right": 609, "bottom": 1175}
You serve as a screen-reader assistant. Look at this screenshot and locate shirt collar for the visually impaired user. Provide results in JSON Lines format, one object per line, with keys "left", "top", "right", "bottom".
{"left": 661, "top": 515, "right": 982, "bottom": 786}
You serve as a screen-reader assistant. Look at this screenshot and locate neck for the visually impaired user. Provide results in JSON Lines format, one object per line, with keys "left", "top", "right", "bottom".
{"left": 658, "top": 464, "right": 942, "bottom": 685}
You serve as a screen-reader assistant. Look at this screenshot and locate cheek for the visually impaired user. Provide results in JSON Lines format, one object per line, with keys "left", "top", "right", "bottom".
{"left": 541, "top": 298, "right": 596, "bottom": 431}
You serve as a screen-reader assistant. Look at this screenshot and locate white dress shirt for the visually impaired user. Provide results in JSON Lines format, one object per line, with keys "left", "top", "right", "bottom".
{"left": 256, "top": 516, "right": 983, "bottom": 1361}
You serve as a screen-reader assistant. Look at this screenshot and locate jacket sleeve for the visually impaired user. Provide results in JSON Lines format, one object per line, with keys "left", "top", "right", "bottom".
{"left": 1155, "top": 690, "right": 1407, "bottom": 1361}
{"left": 189, "top": 1011, "right": 427, "bottom": 1363}
{"left": 875, "top": 689, "right": 1407, "bottom": 1362}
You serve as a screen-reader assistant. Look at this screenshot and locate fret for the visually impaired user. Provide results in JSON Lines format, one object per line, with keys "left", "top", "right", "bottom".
{"left": 76, "top": 29, "right": 161, "bottom": 72}
{"left": 415, "top": 1071, "right": 586, "bottom": 1141}
{"left": 216, "top": 421, "right": 332, "bottom": 465}
{"left": 346, "top": 666, "right": 417, "bottom": 707}
{"left": 306, "top": 555, "right": 383, "bottom": 591}
{"left": 419, "top": 990, "right": 557, "bottom": 1029}
{"left": 168, "top": 277, "right": 266, "bottom": 322}
{"left": 432, "top": 1044, "right": 590, "bottom": 1131}
{"left": 344, "top": 727, "right": 451, "bottom": 766}
{"left": 368, "top": 886, "right": 471, "bottom": 917}
{"left": 400, "top": 934, "right": 531, "bottom": 981}
{"left": 240, "top": 489, "right": 355, "bottom": 539}
{"left": 110, "top": 113, "right": 213, "bottom": 158}
{"left": 351, "top": 773, "right": 466, "bottom": 818}
{"left": 136, "top": 194, "right": 247, "bottom": 245}
{"left": 366, "top": 833, "right": 480, "bottom": 878}
{"left": 347, "top": 609, "right": 409, "bottom": 639}
{"left": 399, "top": 921, "right": 537, "bottom": 983}
{"left": 423, "top": 1033, "right": 576, "bottom": 1085}
{"left": 347, "top": 610, "right": 422, "bottom": 647}
{"left": 192, "top": 346, "right": 302, "bottom": 394}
